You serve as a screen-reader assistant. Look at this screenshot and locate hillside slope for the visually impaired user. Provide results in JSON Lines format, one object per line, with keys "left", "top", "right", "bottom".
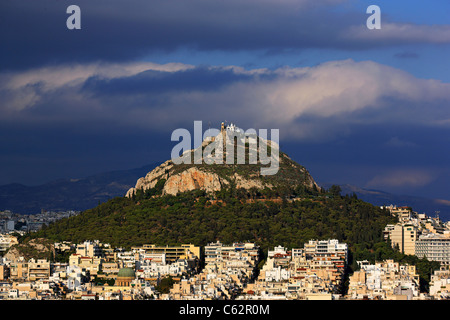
{"left": 34, "top": 188, "right": 396, "bottom": 252}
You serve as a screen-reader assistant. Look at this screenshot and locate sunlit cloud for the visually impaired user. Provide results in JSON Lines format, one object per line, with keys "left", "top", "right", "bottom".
{"left": 1, "top": 59, "right": 450, "bottom": 141}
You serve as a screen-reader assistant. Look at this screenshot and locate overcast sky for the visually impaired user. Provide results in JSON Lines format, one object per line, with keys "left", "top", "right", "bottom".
{"left": 1, "top": 0, "right": 450, "bottom": 204}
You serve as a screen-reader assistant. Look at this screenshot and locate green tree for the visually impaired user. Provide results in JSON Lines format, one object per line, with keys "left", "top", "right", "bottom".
{"left": 156, "top": 276, "right": 176, "bottom": 294}
{"left": 328, "top": 185, "right": 342, "bottom": 197}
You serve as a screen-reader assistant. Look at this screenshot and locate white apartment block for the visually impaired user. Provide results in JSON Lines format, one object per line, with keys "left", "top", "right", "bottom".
{"left": 117, "top": 250, "right": 136, "bottom": 268}
{"left": 415, "top": 234, "right": 450, "bottom": 265}
{"left": 204, "top": 241, "right": 259, "bottom": 267}
{"left": 429, "top": 267, "right": 450, "bottom": 299}
{"left": 349, "top": 260, "right": 420, "bottom": 300}
{"left": 304, "top": 239, "right": 348, "bottom": 263}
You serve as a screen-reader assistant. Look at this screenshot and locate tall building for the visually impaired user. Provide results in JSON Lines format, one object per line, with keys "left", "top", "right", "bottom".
{"left": 416, "top": 234, "right": 450, "bottom": 265}
{"left": 386, "top": 224, "right": 418, "bottom": 255}
{"left": 302, "top": 239, "right": 348, "bottom": 286}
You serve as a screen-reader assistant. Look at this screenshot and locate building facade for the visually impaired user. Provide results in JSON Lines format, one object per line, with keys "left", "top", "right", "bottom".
{"left": 415, "top": 234, "right": 450, "bottom": 265}
{"left": 385, "top": 224, "right": 418, "bottom": 255}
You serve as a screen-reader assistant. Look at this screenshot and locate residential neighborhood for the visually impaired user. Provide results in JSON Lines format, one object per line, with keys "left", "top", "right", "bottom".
{"left": 0, "top": 205, "right": 449, "bottom": 300}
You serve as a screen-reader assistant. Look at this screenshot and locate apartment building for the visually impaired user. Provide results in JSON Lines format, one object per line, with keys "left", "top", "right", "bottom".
{"left": 116, "top": 250, "right": 136, "bottom": 268}
{"left": 382, "top": 205, "right": 413, "bottom": 223}
{"left": 132, "top": 244, "right": 200, "bottom": 263}
{"left": 168, "top": 242, "right": 260, "bottom": 300}
{"left": 429, "top": 266, "right": 450, "bottom": 299}
{"left": 204, "top": 241, "right": 259, "bottom": 267}
{"left": 9, "top": 260, "right": 28, "bottom": 281}
{"left": 304, "top": 239, "right": 348, "bottom": 263}
{"left": 303, "top": 239, "right": 348, "bottom": 285}
{"left": 385, "top": 223, "right": 418, "bottom": 255}
{"left": 27, "top": 259, "right": 51, "bottom": 282}
{"left": 76, "top": 240, "right": 102, "bottom": 258}
{"left": 424, "top": 221, "right": 446, "bottom": 235}
{"left": 69, "top": 254, "right": 102, "bottom": 277}
{"left": 137, "top": 255, "right": 192, "bottom": 280}
{"left": 415, "top": 233, "right": 450, "bottom": 265}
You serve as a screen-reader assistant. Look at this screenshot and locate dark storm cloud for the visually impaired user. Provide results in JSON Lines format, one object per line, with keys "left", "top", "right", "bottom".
{"left": 283, "top": 122, "right": 450, "bottom": 200}
{"left": 0, "top": 120, "right": 171, "bottom": 185}
{"left": 3, "top": 0, "right": 450, "bottom": 71}
{"left": 2, "top": 0, "right": 338, "bottom": 70}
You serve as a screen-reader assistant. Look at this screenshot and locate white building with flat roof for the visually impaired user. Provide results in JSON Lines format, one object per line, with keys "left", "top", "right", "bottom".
{"left": 416, "top": 234, "right": 450, "bottom": 265}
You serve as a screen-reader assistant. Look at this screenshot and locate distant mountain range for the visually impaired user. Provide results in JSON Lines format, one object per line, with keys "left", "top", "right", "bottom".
{"left": 0, "top": 163, "right": 159, "bottom": 214}
{"left": 324, "top": 183, "right": 450, "bottom": 222}
{"left": 1, "top": 162, "right": 449, "bottom": 222}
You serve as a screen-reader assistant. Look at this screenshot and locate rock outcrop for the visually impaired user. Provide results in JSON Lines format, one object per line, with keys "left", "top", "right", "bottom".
{"left": 5, "top": 238, "right": 54, "bottom": 261}
{"left": 163, "top": 167, "right": 228, "bottom": 195}
{"left": 125, "top": 160, "right": 174, "bottom": 197}
{"left": 126, "top": 130, "right": 319, "bottom": 197}
{"left": 126, "top": 158, "right": 318, "bottom": 198}
{"left": 126, "top": 163, "right": 277, "bottom": 197}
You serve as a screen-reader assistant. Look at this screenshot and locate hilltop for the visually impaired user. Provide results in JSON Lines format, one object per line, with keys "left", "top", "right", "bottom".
{"left": 126, "top": 124, "right": 319, "bottom": 198}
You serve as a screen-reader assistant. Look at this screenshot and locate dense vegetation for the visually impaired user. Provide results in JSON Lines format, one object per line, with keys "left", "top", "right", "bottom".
{"left": 28, "top": 183, "right": 439, "bottom": 293}
{"left": 32, "top": 185, "right": 389, "bottom": 249}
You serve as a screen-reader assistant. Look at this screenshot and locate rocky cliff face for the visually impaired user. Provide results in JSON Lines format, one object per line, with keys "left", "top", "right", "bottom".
{"left": 5, "top": 238, "right": 55, "bottom": 261}
{"left": 125, "top": 160, "right": 174, "bottom": 197}
{"left": 126, "top": 151, "right": 318, "bottom": 198}
{"left": 126, "top": 130, "right": 319, "bottom": 197}
{"left": 125, "top": 161, "right": 278, "bottom": 197}
{"left": 163, "top": 167, "right": 228, "bottom": 195}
